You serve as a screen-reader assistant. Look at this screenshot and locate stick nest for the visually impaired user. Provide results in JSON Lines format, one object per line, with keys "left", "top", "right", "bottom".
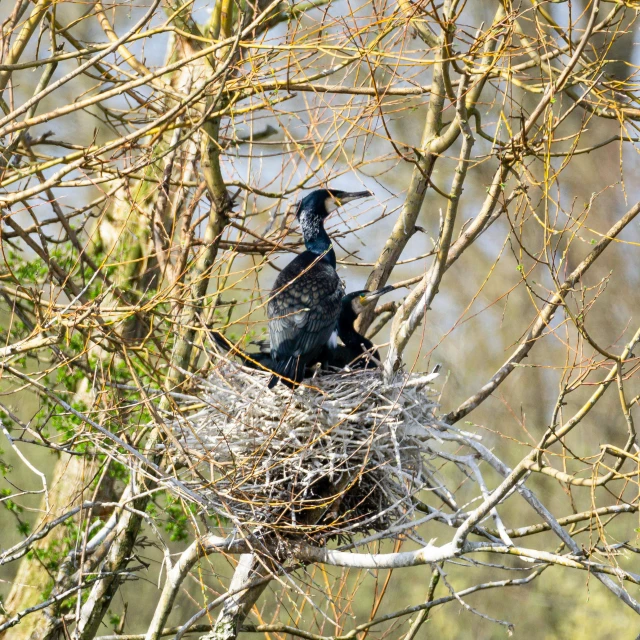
{"left": 171, "top": 360, "right": 445, "bottom": 540}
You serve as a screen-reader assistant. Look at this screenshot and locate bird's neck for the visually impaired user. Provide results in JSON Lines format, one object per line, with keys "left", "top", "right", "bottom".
{"left": 338, "top": 310, "right": 372, "bottom": 350}
{"left": 299, "top": 210, "right": 335, "bottom": 267}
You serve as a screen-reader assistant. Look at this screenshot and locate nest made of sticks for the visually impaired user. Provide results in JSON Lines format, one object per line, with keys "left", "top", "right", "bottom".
{"left": 171, "top": 359, "right": 446, "bottom": 540}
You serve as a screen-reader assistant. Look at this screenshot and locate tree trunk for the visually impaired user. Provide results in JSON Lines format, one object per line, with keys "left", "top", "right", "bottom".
{"left": 0, "top": 454, "right": 94, "bottom": 639}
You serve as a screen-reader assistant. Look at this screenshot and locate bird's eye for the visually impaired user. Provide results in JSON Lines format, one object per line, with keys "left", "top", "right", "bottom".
{"left": 359, "top": 295, "right": 367, "bottom": 302}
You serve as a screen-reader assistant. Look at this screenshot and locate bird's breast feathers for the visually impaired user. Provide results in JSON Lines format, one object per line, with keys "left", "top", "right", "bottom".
{"left": 267, "top": 255, "right": 345, "bottom": 358}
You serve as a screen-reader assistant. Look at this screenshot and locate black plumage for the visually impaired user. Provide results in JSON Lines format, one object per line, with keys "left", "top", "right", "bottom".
{"left": 329, "top": 286, "right": 394, "bottom": 369}
{"left": 267, "top": 253, "right": 343, "bottom": 385}
{"left": 209, "top": 330, "right": 274, "bottom": 371}
{"left": 267, "top": 188, "right": 371, "bottom": 388}
{"left": 211, "top": 286, "right": 393, "bottom": 376}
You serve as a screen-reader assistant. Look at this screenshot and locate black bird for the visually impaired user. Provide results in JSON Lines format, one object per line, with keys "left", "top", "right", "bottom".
{"left": 267, "top": 188, "right": 372, "bottom": 388}
{"left": 329, "top": 286, "right": 394, "bottom": 369}
{"left": 210, "top": 285, "right": 394, "bottom": 375}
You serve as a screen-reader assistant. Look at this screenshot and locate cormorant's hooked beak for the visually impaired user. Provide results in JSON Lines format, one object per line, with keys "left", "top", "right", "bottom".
{"left": 325, "top": 190, "right": 372, "bottom": 213}
{"left": 336, "top": 190, "right": 372, "bottom": 204}
{"left": 359, "top": 285, "right": 394, "bottom": 306}
{"left": 351, "top": 285, "right": 395, "bottom": 314}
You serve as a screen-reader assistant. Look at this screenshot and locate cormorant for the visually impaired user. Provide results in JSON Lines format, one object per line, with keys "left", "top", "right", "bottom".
{"left": 267, "top": 188, "right": 372, "bottom": 388}
{"left": 329, "top": 286, "right": 394, "bottom": 369}
{"left": 210, "top": 285, "right": 394, "bottom": 375}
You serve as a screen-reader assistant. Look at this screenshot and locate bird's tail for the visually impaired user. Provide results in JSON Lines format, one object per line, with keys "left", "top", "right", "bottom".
{"left": 267, "top": 356, "right": 304, "bottom": 389}
{"left": 209, "top": 330, "right": 273, "bottom": 372}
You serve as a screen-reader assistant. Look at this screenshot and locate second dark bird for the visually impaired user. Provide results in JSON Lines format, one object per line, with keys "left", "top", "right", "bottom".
{"left": 267, "top": 188, "right": 371, "bottom": 388}
{"left": 329, "top": 286, "right": 394, "bottom": 369}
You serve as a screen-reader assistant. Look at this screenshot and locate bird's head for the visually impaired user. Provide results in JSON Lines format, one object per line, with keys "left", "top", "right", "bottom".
{"left": 343, "top": 285, "right": 395, "bottom": 316}
{"left": 296, "top": 188, "right": 372, "bottom": 221}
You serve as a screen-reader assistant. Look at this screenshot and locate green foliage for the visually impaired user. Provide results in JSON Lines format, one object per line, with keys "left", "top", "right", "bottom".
{"left": 107, "top": 459, "right": 129, "bottom": 482}
{"left": 1, "top": 488, "right": 30, "bottom": 535}
{"left": 1, "top": 488, "right": 22, "bottom": 515}
{"left": 48, "top": 401, "right": 87, "bottom": 443}
{"left": 16, "top": 519, "right": 30, "bottom": 536}
{"left": 8, "top": 250, "right": 49, "bottom": 283}
{"left": 56, "top": 362, "right": 86, "bottom": 393}
{"left": 156, "top": 494, "right": 197, "bottom": 542}
{"left": 0, "top": 440, "right": 9, "bottom": 474}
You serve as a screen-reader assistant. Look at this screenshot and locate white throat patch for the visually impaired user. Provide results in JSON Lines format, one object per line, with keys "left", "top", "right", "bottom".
{"left": 324, "top": 197, "right": 339, "bottom": 214}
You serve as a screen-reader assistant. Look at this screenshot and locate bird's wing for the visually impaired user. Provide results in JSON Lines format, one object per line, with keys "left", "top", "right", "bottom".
{"left": 268, "top": 259, "right": 344, "bottom": 361}
{"left": 249, "top": 337, "right": 271, "bottom": 355}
